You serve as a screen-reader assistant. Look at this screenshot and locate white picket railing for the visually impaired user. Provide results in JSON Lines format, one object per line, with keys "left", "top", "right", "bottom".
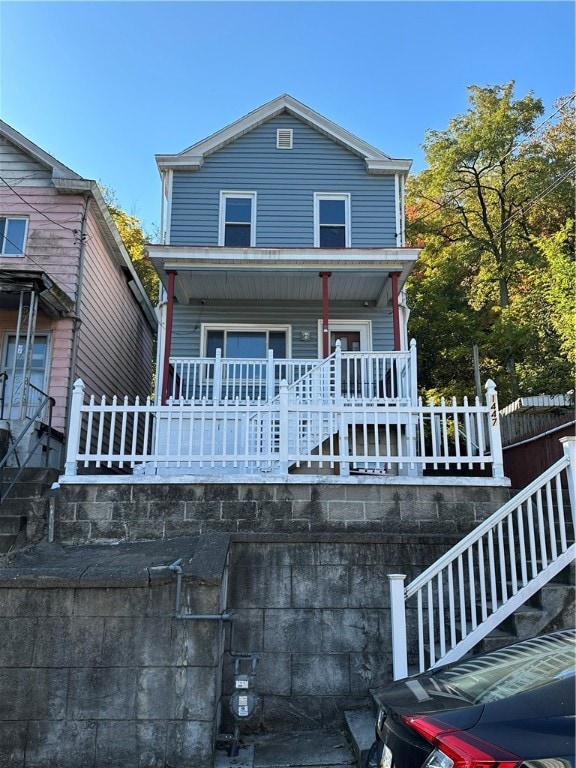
{"left": 169, "top": 340, "right": 418, "bottom": 405}
{"left": 64, "top": 377, "right": 504, "bottom": 478}
{"left": 389, "top": 436, "right": 576, "bottom": 680}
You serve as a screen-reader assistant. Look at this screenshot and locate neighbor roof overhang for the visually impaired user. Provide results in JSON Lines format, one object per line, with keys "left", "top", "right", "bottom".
{"left": 0, "top": 269, "right": 75, "bottom": 316}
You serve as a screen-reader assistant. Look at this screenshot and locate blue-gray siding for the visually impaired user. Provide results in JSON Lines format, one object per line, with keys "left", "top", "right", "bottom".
{"left": 170, "top": 114, "right": 398, "bottom": 247}
{"left": 170, "top": 303, "right": 394, "bottom": 359}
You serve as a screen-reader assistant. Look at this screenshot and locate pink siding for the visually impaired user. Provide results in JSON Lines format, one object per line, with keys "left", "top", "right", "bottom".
{"left": 0, "top": 183, "right": 154, "bottom": 434}
{"left": 74, "top": 207, "right": 154, "bottom": 402}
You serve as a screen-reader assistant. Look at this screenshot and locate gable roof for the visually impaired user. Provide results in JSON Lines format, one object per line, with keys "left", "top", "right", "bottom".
{"left": 155, "top": 94, "right": 412, "bottom": 175}
{"left": 0, "top": 120, "right": 157, "bottom": 328}
{"left": 0, "top": 119, "right": 82, "bottom": 180}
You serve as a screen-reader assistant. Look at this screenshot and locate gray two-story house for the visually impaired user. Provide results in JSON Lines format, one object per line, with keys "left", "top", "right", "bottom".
{"left": 130, "top": 94, "right": 503, "bottom": 480}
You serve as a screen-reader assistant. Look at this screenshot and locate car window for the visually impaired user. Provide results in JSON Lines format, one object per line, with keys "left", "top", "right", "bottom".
{"left": 432, "top": 631, "right": 576, "bottom": 703}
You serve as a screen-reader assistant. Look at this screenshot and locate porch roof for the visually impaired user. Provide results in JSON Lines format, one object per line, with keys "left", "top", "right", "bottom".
{"left": 147, "top": 246, "right": 420, "bottom": 306}
{"left": 0, "top": 269, "right": 74, "bottom": 316}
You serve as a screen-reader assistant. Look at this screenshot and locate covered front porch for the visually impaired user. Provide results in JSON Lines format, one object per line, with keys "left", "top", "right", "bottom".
{"left": 61, "top": 245, "right": 505, "bottom": 482}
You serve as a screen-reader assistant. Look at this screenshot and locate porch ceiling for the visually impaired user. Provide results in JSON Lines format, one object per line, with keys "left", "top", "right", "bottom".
{"left": 147, "top": 246, "right": 420, "bottom": 306}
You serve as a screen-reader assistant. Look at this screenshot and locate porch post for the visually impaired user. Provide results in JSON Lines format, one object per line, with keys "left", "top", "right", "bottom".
{"left": 561, "top": 436, "right": 576, "bottom": 526}
{"left": 320, "top": 272, "right": 332, "bottom": 358}
{"left": 391, "top": 271, "right": 401, "bottom": 351}
{"left": 161, "top": 270, "right": 177, "bottom": 404}
{"left": 279, "top": 379, "right": 289, "bottom": 474}
{"left": 409, "top": 339, "right": 418, "bottom": 404}
{"left": 64, "top": 378, "right": 84, "bottom": 476}
{"left": 388, "top": 573, "right": 408, "bottom": 680}
{"left": 485, "top": 379, "right": 504, "bottom": 479}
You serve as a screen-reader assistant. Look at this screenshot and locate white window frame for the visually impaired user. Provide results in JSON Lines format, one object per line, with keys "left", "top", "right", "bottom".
{"left": 0, "top": 216, "right": 28, "bottom": 256}
{"left": 313, "top": 193, "right": 351, "bottom": 248}
{"left": 218, "top": 191, "right": 257, "bottom": 247}
{"left": 317, "top": 319, "right": 371, "bottom": 358}
{"left": 201, "top": 323, "right": 292, "bottom": 358}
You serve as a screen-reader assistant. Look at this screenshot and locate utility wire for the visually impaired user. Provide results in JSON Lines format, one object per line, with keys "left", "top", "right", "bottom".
{"left": 0, "top": 176, "right": 79, "bottom": 233}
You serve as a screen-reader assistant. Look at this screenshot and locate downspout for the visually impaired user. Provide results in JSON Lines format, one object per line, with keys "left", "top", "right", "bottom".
{"left": 391, "top": 271, "right": 401, "bottom": 351}
{"left": 161, "top": 270, "right": 176, "bottom": 403}
{"left": 319, "top": 271, "right": 332, "bottom": 358}
{"left": 66, "top": 194, "right": 90, "bottom": 429}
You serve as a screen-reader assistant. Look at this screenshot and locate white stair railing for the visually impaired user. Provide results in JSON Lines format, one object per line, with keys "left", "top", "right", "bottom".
{"left": 389, "top": 436, "right": 576, "bottom": 680}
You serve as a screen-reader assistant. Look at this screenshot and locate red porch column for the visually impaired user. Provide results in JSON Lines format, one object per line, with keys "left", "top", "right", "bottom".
{"left": 320, "top": 271, "right": 332, "bottom": 358}
{"left": 161, "top": 270, "right": 177, "bottom": 403}
{"left": 391, "top": 271, "right": 401, "bottom": 352}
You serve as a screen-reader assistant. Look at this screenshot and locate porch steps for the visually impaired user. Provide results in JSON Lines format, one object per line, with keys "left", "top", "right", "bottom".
{"left": 0, "top": 468, "right": 60, "bottom": 553}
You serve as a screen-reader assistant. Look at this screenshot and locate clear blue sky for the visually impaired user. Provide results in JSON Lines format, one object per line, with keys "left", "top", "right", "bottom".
{"left": 1, "top": 1, "right": 574, "bottom": 235}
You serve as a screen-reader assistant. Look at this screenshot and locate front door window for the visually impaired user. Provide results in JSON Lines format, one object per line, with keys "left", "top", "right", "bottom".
{"left": 2, "top": 334, "right": 49, "bottom": 418}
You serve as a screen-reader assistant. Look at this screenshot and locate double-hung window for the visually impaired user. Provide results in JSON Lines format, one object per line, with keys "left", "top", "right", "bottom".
{"left": 314, "top": 193, "right": 350, "bottom": 248}
{"left": 0, "top": 217, "right": 28, "bottom": 256}
{"left": 219, "top": 192, "right": 256, "bottom": 247}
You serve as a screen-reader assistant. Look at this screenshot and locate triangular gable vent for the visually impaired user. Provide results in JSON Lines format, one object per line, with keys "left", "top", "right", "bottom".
{"left": 277, "top": 128, "right": 293, "bottom": 149}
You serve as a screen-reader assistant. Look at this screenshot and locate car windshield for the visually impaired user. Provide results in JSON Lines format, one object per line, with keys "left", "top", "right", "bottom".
{"left": 430, "top": 630, "right": 576, "bottom": 703}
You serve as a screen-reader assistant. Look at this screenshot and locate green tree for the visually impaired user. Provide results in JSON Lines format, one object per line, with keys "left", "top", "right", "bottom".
{"left": 407, "top": 84, "right": 575, "bottom": 403}
{"left": 100, "top": 186, "right": 159, "bottom": 305}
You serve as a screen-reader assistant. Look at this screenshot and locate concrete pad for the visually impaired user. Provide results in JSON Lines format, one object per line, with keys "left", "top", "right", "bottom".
{"left": 213, "top": 742, "right": 255, "bottom": 768}
{"left": 253, "top": 730, "right": 355, "bottom": 767}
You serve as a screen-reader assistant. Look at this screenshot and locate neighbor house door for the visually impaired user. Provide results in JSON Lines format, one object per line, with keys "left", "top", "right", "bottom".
{"left": 1, "top": 334, "right": 49, "bottom": 419}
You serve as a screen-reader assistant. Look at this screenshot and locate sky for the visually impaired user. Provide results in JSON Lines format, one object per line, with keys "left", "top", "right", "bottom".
{"left": 1, "top": 1, "right": 574, "bottom": 236}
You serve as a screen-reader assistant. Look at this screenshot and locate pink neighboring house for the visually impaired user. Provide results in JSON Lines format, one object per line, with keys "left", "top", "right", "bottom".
{"left": 0, "top": 120, "right": 156, "bottom": 467}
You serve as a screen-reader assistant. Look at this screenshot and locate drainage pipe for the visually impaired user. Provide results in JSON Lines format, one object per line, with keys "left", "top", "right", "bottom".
{"left": 150, "top": 559, "right": 234, "bottom": 621}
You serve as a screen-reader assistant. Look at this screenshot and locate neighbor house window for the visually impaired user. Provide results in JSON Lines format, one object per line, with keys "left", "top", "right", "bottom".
{"left": 219, "top": 192, "right": 256, "bottom": 247}
{"left": 0, "top": 217, "right": 28, "bottom": 256}
{"left": 314, "top": 193, "right": 350, "bottom": 248}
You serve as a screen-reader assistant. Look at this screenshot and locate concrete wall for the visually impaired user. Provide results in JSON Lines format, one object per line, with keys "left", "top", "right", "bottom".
{"left": 221, "top": 533, "right": 455, "bottom": 733}
{"left": 0, "top": 480, "right": 512, "bottom": 763}
{"left": 0, "top": 535, "right": 229, "bottom": 768}
{"left": 54, "top": 481, "right": 510, "bottom": 545}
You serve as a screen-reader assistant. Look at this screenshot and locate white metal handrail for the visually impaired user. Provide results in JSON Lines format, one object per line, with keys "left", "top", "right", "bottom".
{"left": 389, "top": 437, "right": 576, "bottom": 679}
{"left": 64, "top": 378, "right": 503, "bottom": 478}
{"left": 169, "top": 340, "right": 417, "bottom": 405}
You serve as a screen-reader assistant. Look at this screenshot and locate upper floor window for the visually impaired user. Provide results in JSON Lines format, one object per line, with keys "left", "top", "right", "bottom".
{"left": 219, "top": 192, "right": 256, "bottom": 247}
{"left": 0, "top": 217, "right": 28, "bottom": 256}
{"left": 314, "top": 193, "right": 350, "bottom": 248}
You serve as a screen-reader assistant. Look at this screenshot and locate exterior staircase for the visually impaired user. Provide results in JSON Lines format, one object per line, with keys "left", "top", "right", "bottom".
{"left": 344, "top": 437, "right": 576, "bottom": 767}
{"left": 0, "top": 467, "right": 60, "bottom": 553}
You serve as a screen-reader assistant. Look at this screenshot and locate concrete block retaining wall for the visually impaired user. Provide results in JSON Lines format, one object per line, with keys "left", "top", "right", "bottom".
{"left": 0, "top": 535, "right": 230, "bottom": 768}
{"left": 221, "top": 534, "right": 457, "bottom": 733}
{"left": 53, "top": 480, "right": 511, "bottom": 544}
{"left": 0, "top": 480, "right": 511, "bottom": 764}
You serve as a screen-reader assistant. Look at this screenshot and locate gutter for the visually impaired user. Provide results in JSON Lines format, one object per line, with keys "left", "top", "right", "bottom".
{"left": 503, "top": 420, "right": 576, "bottom": 451}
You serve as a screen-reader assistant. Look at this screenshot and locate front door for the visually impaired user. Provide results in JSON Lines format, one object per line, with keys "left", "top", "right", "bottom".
{"left": 2, "top": 334, "right": 49, "bottom": 419}
{"left": 324, "top": 322, "right": 372, "bottom": 397}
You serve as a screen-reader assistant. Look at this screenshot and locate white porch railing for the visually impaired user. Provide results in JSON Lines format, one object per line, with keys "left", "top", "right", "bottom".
{"left": 63, "top": 377, "right": 504, "bottom": 478}
{"left": 389, "top": 436, "right": 576, "bottom": 680}
{"left": 169, "top": 340, "right": 418, "bottom": 404}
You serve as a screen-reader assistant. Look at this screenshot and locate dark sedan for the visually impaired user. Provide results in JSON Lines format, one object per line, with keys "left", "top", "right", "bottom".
{"left": 367, "top": 629, "right": 576, "bottom": 768}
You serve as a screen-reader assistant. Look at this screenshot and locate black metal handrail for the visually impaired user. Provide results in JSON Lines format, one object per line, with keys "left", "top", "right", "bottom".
{"left": 0, "top": 371, "right": 7, "bottom": 420}
{"left": 0, "top": 384, "right": 55, "bottom": 504}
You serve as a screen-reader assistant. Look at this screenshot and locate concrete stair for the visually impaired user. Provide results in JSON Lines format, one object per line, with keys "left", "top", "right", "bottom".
{"left": 0, "top": 468, "right": 60, "bottom": 553}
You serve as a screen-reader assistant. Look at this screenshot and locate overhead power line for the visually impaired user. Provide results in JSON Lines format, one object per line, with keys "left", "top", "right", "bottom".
{"left": 0, "top": 175, "right": 79, "bottom": 234}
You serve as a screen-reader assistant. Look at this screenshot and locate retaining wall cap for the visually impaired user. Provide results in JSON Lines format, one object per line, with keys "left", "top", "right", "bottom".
{"left": 0, "top": 534, "right": 231, "bottom": 589}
